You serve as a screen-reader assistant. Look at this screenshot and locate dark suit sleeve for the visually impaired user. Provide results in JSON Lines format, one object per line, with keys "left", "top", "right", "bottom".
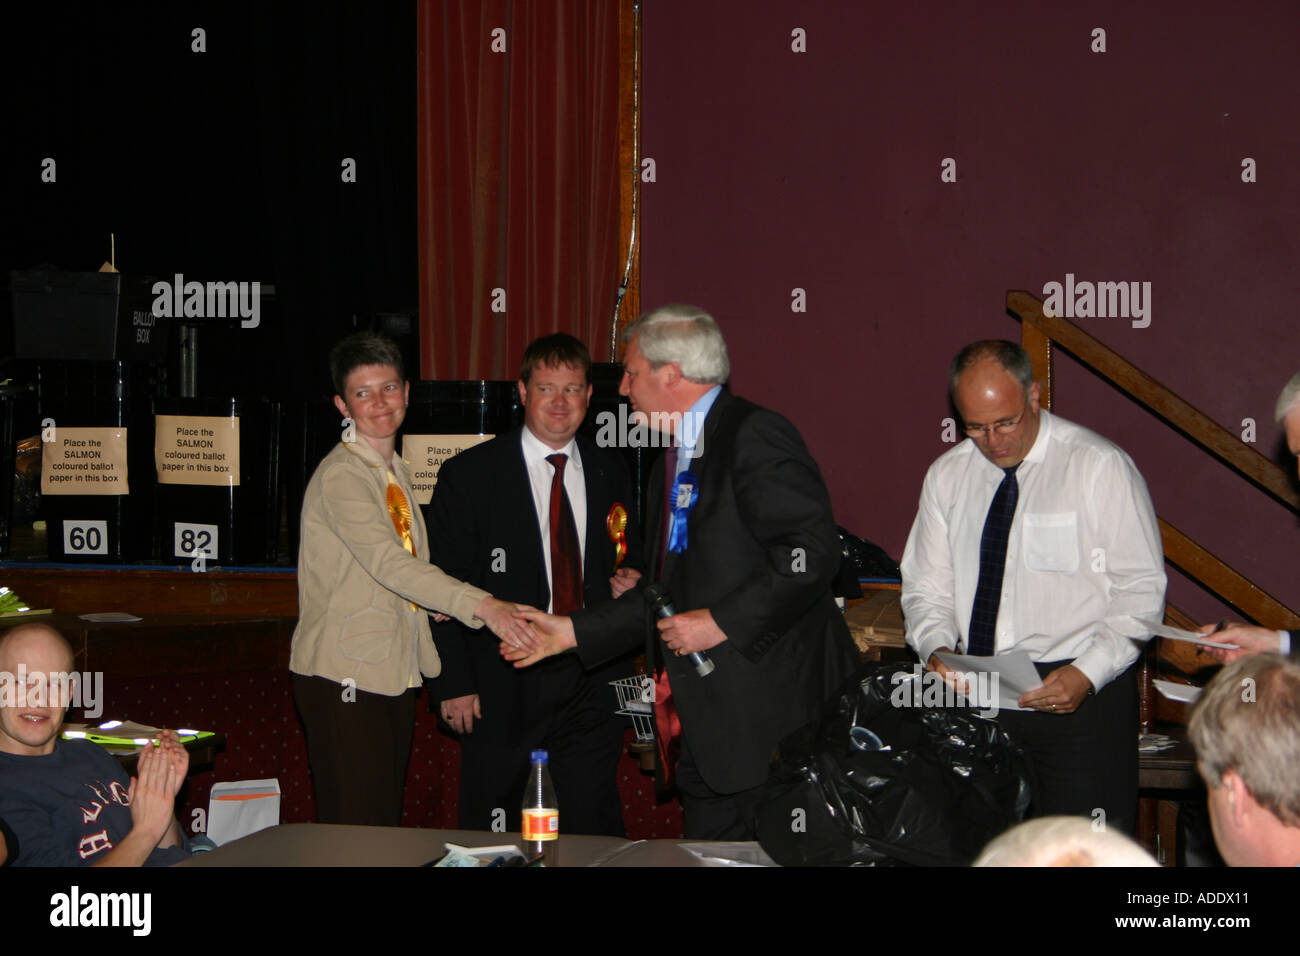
{"left": 426, "top": 454, "right": 481, "bottom": 701}
{"left": 708, "top": 410, "right": 842, "bottom": 663}
{"left": 1289, "top": 629, "right": 1299, "bottom": 661}
{"left": 572, "top": 589, "right": 645, "bottom": 669}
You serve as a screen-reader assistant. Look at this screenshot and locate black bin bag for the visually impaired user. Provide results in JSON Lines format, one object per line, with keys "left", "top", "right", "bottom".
{"left": 756, "top": 662, "right": 1032, "bottom": 866}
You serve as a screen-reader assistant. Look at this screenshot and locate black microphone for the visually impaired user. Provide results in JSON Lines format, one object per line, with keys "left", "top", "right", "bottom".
{"left": 643, "top": 583, "right": 714, "bottom": 677}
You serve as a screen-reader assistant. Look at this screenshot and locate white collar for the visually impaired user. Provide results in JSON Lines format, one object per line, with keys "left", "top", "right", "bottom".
{"left": 520, "top": 427, "right": 582, "bottom": 472}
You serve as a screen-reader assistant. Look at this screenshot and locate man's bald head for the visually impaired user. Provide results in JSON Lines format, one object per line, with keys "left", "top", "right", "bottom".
{"left": 0, "top": 623, "right": 74, "bottom": 674}
{"left": 0, "top": 623, "right": 77, "bottom": 756}
{"left": 949, "top": 340, "right": 1043, "bottom": 469}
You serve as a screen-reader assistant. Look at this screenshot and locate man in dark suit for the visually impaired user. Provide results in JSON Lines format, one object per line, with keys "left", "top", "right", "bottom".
{"left": 509, "top": 305, "right": 859, "bottom": 840}
{"left": 426, "top": 334, "right": 641, "bottom": 836}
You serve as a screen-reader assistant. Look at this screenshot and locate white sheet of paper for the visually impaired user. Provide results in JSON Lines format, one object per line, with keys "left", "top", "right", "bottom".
{"left": 1154, "top": 679, "right": 1203, "bottom": 704}
{"left": 1136, "top": 618, "right": 1237, "bottom": 650}
{"left": 678, "top": 842, "right": 777, "bottom": 867}
{"left": 935, "top": 650, "right": 1043, "bottom": 712}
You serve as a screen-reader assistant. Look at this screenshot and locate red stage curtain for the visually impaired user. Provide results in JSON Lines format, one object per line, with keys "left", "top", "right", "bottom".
{"left": 417, "top": 0, "right": 623, "bottom": 379}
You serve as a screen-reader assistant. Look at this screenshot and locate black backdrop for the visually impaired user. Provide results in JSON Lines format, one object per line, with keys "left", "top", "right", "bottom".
{"left": 0, "top": 0, "right": 419, "bottom": 402}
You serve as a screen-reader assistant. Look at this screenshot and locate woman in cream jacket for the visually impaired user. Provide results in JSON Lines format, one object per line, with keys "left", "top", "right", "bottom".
{"left": 291, "top": 332, "right": 535, "bottom": 826}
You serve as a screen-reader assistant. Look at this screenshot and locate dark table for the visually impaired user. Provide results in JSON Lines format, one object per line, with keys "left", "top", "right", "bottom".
{"left": 178, "top": 824, "right": 771, "bottom": 867}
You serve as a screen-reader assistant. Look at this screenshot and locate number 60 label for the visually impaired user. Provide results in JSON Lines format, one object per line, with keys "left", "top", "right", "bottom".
{"left": 64, "top": 521, "right": 108, "bottom": 555}
{"left": 174, "top": 523, "right": 218, "bottom": 559}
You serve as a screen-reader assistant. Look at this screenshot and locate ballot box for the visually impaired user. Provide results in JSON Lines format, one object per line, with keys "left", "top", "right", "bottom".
{"left": 38, "top": 362, "right": 156, "bottom": 562}
{"left": 152, "top": 397, "right": 282, "bottom": 566}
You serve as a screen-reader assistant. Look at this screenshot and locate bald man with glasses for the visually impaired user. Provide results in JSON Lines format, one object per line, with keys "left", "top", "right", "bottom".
{"left": 901, "top": 340, "right": 1166, "bottom": 833}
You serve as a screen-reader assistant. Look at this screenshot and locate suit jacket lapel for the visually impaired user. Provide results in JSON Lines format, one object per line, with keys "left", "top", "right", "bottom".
{"left": 578, "top": 437, "right": 608, "bottom": 585}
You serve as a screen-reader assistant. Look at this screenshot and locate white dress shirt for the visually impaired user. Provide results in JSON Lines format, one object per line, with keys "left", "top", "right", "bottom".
{"left": 900, "top": 410, "right": 1166, "bottom": 691}
{"left": 521, "top": 427, "right": 587, "bottom": 613}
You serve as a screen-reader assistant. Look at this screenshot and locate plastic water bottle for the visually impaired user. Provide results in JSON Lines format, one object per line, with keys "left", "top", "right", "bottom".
{"left": 521, "top": 749, "right": 559, "bottom": 860}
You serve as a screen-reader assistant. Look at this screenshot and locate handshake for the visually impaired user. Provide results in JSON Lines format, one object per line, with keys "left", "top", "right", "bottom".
{"left": 490, "top": 568, "right": 730, "bottom": 671}
{"left": 463, "top": 567, "right": 644, "bottom": 667}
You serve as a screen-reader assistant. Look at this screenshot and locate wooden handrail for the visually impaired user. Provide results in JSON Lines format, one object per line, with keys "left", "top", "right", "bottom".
{"left": 1008, "top": 289, "right": 1300, "bottom": 630}
{"left": 1007, "top": 290, "right": 1300, "bottom": 513}
{"left": 1160, "top": 519, "right": 1300, "bottom": 628}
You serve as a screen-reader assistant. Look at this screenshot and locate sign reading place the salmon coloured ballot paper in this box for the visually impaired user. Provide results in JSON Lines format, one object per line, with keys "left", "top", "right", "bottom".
{"left": 40, "top": 427, "right": 130, "bottom": 496}
{"left": 154, "top": 415, "right": 241, "bottom": 487}
{"left": 402, "top": 433, "right": 493, "bottom": 504}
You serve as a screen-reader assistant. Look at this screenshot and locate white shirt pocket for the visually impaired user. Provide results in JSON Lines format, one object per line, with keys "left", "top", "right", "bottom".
{"left": 1022, "top": 512, "right": 1079, "bottom": 573}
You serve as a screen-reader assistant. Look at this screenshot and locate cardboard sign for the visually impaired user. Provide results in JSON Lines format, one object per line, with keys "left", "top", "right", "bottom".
{"left": 402, "top": 434, "right": 494, "bottom": 504}
{"left": 41, "top": 427, "right": 129, "bottom": 495}
{"left": 155, "top": 415, "right": 240, "bottom": 486}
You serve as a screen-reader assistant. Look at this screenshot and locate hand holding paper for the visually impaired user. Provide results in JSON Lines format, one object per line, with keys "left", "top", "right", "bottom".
{"left": 1195, "top": 622, "right": 1278, "bottom": 663}
{"left": 934, "top": 650, "right": 1043, "bottom": 712}
{"left": 1136, "top": 617, "right": 1239, "bottom": 650}
{"left": 1017, "top": 664, "right": 1092, "bottom": 715}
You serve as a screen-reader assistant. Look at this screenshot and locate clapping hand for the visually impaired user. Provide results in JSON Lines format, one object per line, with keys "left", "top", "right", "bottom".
{"left": 129, "top": 732, "right": 186, "bottom": 845}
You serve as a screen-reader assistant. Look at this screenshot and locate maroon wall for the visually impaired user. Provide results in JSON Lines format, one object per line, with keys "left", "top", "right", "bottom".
{"left": 640, "top": 0, "right": 1300, "bottom": 624}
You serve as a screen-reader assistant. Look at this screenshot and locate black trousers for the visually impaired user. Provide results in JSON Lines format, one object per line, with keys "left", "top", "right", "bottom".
{"left": 292, "top": 673, "right": 417, "bottom": 827}
{"left": 994, "top": 660, "right": 1139, "bottom": 834}
{"left": 675, "top": 736, "right": 766, "bottom": 841}
{"left": 455, "top": 657, "right": 626, "bottom": 837}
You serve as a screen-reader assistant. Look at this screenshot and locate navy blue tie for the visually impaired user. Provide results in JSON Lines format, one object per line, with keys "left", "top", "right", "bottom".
{"left": 967, "top": 465, "right": 1019, "bottom": 656}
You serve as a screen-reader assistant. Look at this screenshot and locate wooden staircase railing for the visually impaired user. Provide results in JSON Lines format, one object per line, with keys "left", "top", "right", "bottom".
{"left": 1007, "top": 289, "right": 1300, "bottom": 631}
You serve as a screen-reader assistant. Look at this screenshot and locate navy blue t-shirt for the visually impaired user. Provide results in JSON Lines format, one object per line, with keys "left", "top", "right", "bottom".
{"left": 0, "top": 738, "right": 189, "bottom": 866}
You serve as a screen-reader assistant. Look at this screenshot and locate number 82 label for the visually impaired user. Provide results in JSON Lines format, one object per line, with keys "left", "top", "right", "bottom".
{"left": 174, "top": 522, "right": 218, "bottom": 559}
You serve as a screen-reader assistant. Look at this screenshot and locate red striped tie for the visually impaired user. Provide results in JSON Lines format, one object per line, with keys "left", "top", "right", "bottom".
{"left": 546, "top": 454, "right": 583, "bottom": 615}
